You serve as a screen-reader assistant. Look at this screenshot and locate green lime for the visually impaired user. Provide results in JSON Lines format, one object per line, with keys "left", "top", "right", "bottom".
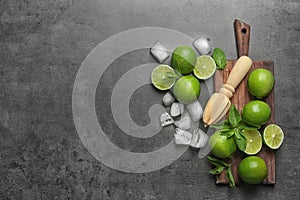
{"left": 247, "top": 68, "right": 274, "bottom": 99}
{"left": 171, "top": 46, "right": 197, "bottom": 74}
{"left": 263, "top": 124, "right": 284, "bottom": 149}
{"left": 209, "top": 130, "right": 237, "bottom": 159}
{"left": 242, "top": 100, "right": 271, "bottom": 126}
{"left": 151, "top": 65, "right": 178, "bottom": 90}
{"left": 243, "top": 130, "right": 262, "bottom": 155}
{"left": 193, "top": 55, "right": 217, "bottom": 80}
{"left": 238, "top": 156, "right": 268, "bottom": 184}
{"left": 173, "top": 75, "right": 201, "bottom": 104}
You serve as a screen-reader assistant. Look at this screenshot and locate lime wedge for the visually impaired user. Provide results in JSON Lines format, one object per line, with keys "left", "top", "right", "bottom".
{"left": 151, "top": 65, "right": 178, "bottom": 90}
{"left": 193, "top": 55, "right": 216, "bottom": 80}
{"left": 244, "top": 130, "right": 262, "bottom": 155}
{"left": 263, "top": 124, "right": 284, "bottom": 149}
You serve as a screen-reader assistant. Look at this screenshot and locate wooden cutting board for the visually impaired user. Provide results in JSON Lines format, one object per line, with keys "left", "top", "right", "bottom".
{"left": 211, "top": 19, "right": 276, "bottom": 185}
{"left": 214, "top": 61, "right": 275, "bottom": 185}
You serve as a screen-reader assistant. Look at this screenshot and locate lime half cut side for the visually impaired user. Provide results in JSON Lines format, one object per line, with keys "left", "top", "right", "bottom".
{"left": 151, "top": 64, "right": 178, "bottom": 90}
{"left": 244, "top": 130, "right": 262, "bottom": 155}
{"left": 263, "top": 124, "right": 284, "bottom": 149}
{"left": 193, "top": 55, "right": 216, "bottom": 80}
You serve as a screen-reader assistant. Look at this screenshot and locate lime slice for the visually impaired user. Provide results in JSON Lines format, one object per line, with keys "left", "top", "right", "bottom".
{"left": 244, "top": 130, "right": 262, "bottom": 155}
{"left": 151, "top": 65, "right": 178, "bottom": 90}
{"left": 193, "top": 55, "right": 216, "bottom": 80}
{"left": 263, "top": 124, "right": 284, "bottom": 149}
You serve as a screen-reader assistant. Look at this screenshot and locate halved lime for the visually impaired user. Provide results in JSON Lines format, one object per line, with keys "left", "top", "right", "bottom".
{"left": 151, "top": 65, "right": 178, "bottom": 90}
{"left": 193, "top": 55, "right": 216, "bottom": 80}
{"left": 244, "top": 130, "right": 262, "bottom": 155}
{"left": 263, "top": 124, "right": 284, "bottom": 149}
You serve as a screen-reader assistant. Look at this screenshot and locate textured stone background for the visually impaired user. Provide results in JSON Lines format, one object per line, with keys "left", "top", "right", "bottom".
{"left": 0, "top": 0, "right": 299, "bottom": 199}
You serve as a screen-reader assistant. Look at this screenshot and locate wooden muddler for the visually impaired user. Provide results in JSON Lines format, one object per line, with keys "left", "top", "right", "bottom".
{"left": 203, "top": 19, "right": 252, "bottom": 126}
{"left": 203, "top": 56, "right": 252, "bottom": 126}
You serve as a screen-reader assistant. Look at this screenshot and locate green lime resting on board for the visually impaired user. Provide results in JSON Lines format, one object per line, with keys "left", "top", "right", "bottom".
{"left": 247, "top": 68, "right": 274, "bottom": 98}
{"left": 212, "top": 48, "right": 227, "bottom": 69}
{"left": 209, "top": 130, "right": 237, "bottom": 159}
{"left": 243, "top": 130, "right": 262, "bottom": 155}
{"left": 242, "top": 100, "right": 271, "bottom": 126}
{"left": 173, "top": 75, "right": 200, "bottom": 104}
{"left": 263, "top": 124, "right": 284, "bottom": 149}
{"left": 171, "top": 46, "right": 197, "bottom": 74}
{"left": 238, "top": 156, "right": 267, "bottom": 184}
{"left": 151, "top": 65, "right": 178, "bottom": 90}
{"left": 193, "top": 55, "right": 216, "bottom": 80}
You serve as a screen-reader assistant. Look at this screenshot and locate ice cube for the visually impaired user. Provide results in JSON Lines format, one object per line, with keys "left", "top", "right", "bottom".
{"left": 174, "top": 113, "right": 191, "bottom": 130}
{"left": 190, "top": 129, "right": 209, "bottom": 148}
{"left": 150, "top": 41, "right": 170, "bottom": 63}
{"left": 162, "top": 92, "right": 175, "bottom": 107}
{"left": 174, "top": 128, "right": 192, "bottom": 145}
{"left": 160, "top": 112, "right": 174, "bottom": 127}
{"left": 193, "top": 37, "right": 211, "bottom": 55}
{"left": 170, "top": 102, "right": 184, "bottom": 117}
{"left": 186, "top": 100, "right": 203, "bottom": 122}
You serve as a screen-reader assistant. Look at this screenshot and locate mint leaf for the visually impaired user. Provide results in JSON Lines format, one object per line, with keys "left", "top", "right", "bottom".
{"left": 239, "top": 120, "right": 261, "bottom": 130}
{"left": 209, "top": 166, "right": 225, "bottom": 175}
{"left": 220, "top": 127, "right": 233, "bottom": 133}
{"left": 239, "top": 129, "right": 246, "bottom": 138}
{"left": 208, "top": 160, "right": 223, "bottom": 167}
{"left": 212, "top": 48, "right": 226, "bottom": 70}
{"left": 211, "top": 120, "right": 231, "bottom": 129}
{"left": 207, "top": 156, "right": 230, "bottom": 168}
{"left": 221, "top": 129, "right": 235, "bottom": 138}
{"left": 226, "top": 167, "right": 236, "bottom": 188}
{"left": 229, "top": 105, "right": 241, "bottom": 127}
{"left": 234, "top": 135, "right": 247, "bottom": 151}
{"left": 210, "top": 124, "right": 225, "bottom": 129}
{"left": 234, "top": 128, "right": 242, "bottom": 139}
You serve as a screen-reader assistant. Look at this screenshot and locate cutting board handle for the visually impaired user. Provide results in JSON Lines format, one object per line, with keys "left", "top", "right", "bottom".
{"left": 234, "top": 19, "right": 250, "bottom": 57}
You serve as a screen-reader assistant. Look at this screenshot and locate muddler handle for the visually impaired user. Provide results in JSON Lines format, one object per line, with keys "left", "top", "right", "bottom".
{"left": 220, "top": 56, "right": 252, "bottom": 98}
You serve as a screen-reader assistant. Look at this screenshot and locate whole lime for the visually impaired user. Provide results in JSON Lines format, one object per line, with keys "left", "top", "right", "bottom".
{"left": 247, "top": 68, "right": 274, "bottom": 98}
{"left": 238, "top": 156, "right": 268, "bottom": 184}
{"left": 209, "top": 130, "right": 237, "bottom": 159}
{"left": 173, "top": 75, "right": 201, "bottom": 104}
{"left": 171, "top": 46, "right": 197, "bottom": 74}
{"left": 242, "top": 100, "right": 271, "bottom": 126}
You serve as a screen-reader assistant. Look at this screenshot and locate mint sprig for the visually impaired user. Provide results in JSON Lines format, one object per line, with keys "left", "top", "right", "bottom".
{"left": 211, "top": 104, "right": 261, "bottom": 152}
{"left": 208, "top": 156, "right": 235, "bottom": 188}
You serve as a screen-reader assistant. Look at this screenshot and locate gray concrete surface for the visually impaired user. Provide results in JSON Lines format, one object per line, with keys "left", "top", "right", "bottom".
{"left": 0, "top": 0, "right": 299, "bottom": 199}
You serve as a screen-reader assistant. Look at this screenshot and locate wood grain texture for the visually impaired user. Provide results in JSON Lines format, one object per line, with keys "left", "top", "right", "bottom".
{"left": 234, "top": 19, "right": 251, "bottom": 57}
{"left": 213, "top": 60, "right": 275, "bottom": 185}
